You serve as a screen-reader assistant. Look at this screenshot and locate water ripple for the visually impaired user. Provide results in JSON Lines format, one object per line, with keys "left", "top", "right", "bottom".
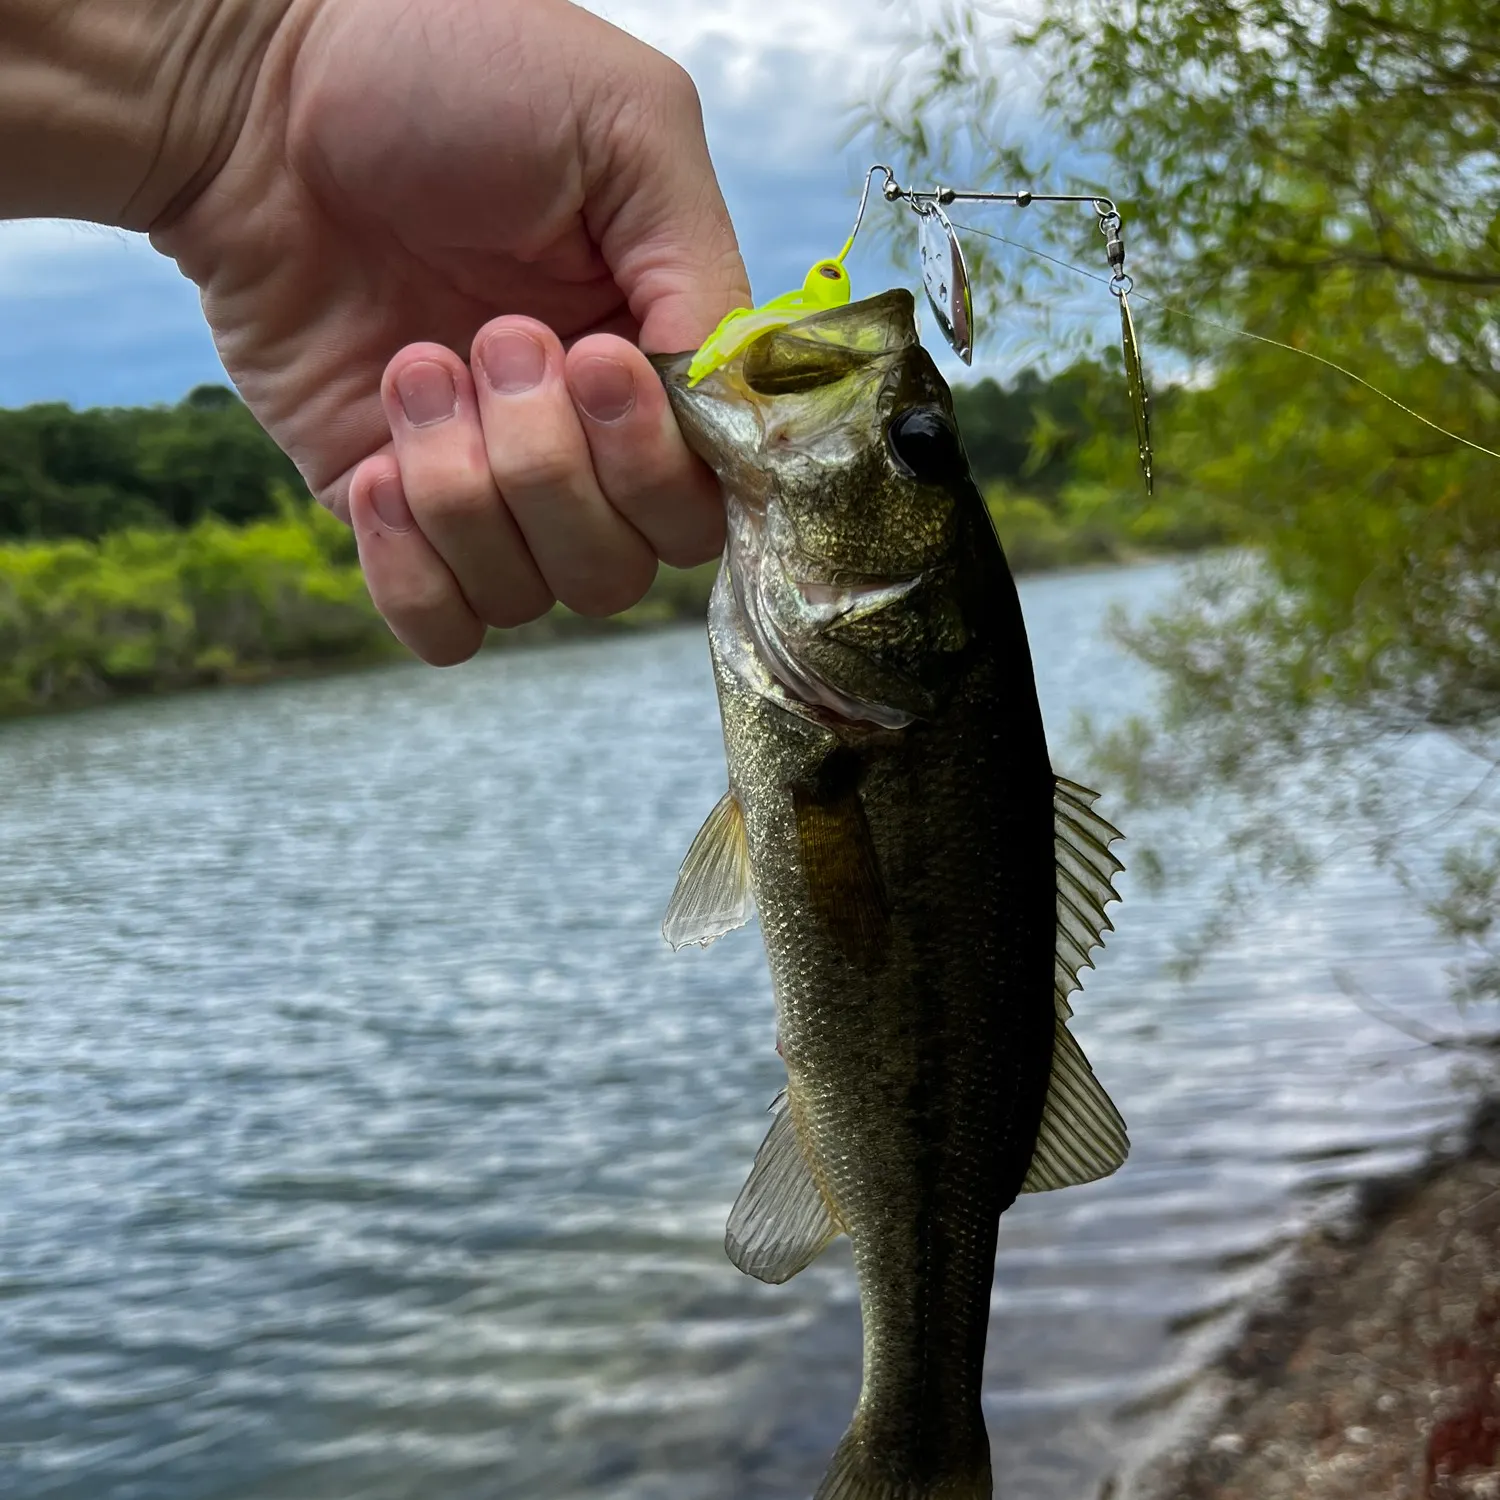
{"left": 0, "top": 563, "right": 1473, "bottom": 1500}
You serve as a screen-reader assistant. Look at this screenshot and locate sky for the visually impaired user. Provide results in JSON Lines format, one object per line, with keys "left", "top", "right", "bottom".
{"left": 0, "top": 0, "right": 1070, "bottom": 411}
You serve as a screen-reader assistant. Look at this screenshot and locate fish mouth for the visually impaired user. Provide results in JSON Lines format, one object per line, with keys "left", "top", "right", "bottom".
{"left": 649, "top": 289, "right": 916, "bottom": 388}
{"left": 650, "top": 289, "right": 919, "bottom": 466}
{"left": 654, "top": 292, "right": 932, "bottom": 731}
{"left": 649, "top": 349, "right": 694, "bottom": 387}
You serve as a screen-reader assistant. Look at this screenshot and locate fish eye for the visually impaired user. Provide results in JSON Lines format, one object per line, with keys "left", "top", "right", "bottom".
{"left": 886, "top": 406, "right": 962, "bottom": 484}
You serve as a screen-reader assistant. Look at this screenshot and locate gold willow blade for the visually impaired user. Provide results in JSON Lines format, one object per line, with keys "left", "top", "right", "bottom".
{"left": 1101, "top": 207, "right": 1154, "bottom": 496}
{"left": 1119, "top": 290, "right": 1153, "bottom": 496}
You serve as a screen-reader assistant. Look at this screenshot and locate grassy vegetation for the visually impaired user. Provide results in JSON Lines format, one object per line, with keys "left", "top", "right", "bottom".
{"left": 0, "top": 480, "right": 1195, "bottom": 720}
{"left": 0, "top": 490, "right": 721, "bottom": 718}
{"left": 0, "top": 494, "right": 382, "bottom": 716}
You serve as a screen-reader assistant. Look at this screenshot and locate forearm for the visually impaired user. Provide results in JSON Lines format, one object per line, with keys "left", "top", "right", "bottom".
{"left": 0, "top": 0, "right": 294, "bottom": 229}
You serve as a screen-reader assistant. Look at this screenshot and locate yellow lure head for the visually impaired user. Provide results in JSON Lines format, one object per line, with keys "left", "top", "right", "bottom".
{"left": 686, "top": 256, "right": 855, "bottom": 386}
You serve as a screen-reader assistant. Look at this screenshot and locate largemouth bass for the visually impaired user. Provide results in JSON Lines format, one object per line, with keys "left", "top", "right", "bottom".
{"left": 654, "top": 290, "right": 1128, "bottom": 1500}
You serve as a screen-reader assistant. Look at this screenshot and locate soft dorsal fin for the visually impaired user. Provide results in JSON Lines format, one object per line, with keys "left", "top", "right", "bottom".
{"left": 1022, "top": 1016, "right": 1129, "bottom": 1191}
{"left": 1023, "top": 777, "right": 1130, "bottom": 1192}
{"left": 662, "top": 790, "right": 755, "bottom": 950}
{"left": 725, "top": 1091, "right": 840, "bottom": 1284}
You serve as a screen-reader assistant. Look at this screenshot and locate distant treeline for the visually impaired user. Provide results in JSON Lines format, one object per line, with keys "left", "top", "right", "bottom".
{"left": 1, "top": 370, "right": 1213, "bottom": 547}
{"left": 0, "top": 372, "right": 1225, "bottom": 717}
{"left": 0, "top": 384, "right": 306, "bottom": 539}
{"left": 952, "top": 363, "right": 1132, "bottom": 499}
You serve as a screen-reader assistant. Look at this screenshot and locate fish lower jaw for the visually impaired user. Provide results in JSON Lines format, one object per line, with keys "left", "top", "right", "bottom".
{"left": 711, "top": 560, "right": 918, "bottom": 731}
{"left": 751, "top": 598, "right": 918, "bottom": 730}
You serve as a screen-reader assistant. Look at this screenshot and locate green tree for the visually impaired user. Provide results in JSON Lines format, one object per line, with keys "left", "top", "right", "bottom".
{"left": 864, "top": 0, "right": 1500, "bottom": 1003}
{"left": 0, "top": 386, "right": 307, "bottom": 538}
{"left": 130, "top": 392, "right": 306, "bottom": 528}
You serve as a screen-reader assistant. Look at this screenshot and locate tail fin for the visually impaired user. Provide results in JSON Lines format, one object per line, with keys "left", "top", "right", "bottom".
{"left": 813, "top": 1426, "right": 991, "bottom": 1500}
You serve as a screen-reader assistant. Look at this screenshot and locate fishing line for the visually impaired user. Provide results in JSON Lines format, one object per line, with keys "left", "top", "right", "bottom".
{"left": 949, "top": 218, "right": 1500, "bottom": 464}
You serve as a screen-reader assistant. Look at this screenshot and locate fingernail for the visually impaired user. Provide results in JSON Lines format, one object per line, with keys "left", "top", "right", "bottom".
{"left": 370, "top": 473, "right": 414, "bottom": 532}
{"left": 396, "top": 361, "right": 456, "bottom": 427}
{"left": 480, "top": 330, "right": 546, "bottom": 395}
{"left": 572, "top": 356, "right": 637, "bottom": 424}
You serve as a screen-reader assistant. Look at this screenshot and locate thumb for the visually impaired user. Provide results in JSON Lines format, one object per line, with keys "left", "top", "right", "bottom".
{"left": 586, "top": 56, "right": 752, "bottom": 355}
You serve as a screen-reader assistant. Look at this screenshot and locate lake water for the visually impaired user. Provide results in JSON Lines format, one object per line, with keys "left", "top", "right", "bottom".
{"left": 0, "top": 562, "right": 1479, "bottom": 1500}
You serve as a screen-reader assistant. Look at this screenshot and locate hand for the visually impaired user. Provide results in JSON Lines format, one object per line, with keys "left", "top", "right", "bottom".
{"left": 153, "top": 0, "right": 749, "bottom": 663}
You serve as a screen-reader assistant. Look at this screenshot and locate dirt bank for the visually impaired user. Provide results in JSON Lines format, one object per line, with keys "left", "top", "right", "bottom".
{"left": 1140, "top": 1098, "right": 1500, "bottom": 1500}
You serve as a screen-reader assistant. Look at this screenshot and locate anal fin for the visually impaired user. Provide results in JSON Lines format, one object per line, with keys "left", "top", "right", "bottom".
{"left": 725, "top": 1091, "right": 839, "bottom": 1284}
{"left": 663, "top": 790, "right": 754, "bottom": 950}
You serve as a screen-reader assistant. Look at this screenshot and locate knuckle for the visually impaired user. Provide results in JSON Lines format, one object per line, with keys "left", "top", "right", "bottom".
{"left": 655, "top": 56, "right": 702, "bottom": 116}
{"left": 657, "top": 534, "right": 722, "bottom": 571}
{"left": 385, "top": 588, "right": 485, "bottom": 665}
{"left": 471, "top": 572, "right": 556, "bottom": 630}
{"left": 420, "top": 634, "right": 484, "bottom": 668}
{"left": 606, "top": 477, "right": 726, "bottom": 569}
{"left": 492, "top": 448, "right": 578, "bottom": 498}
{"left": 481, "top": 593, "right": 555, "bottom": 631}
{"left": 381, "top": 575, "right": 461, "bottom": 632}
{"left": 558, "top": 557, "right": 657, "bottom": 619}
{"left": 316, "top": 488, "right": 352, "bottom": 526}
{"left": 410, "top": 480, "right": 495, "bottom": 529}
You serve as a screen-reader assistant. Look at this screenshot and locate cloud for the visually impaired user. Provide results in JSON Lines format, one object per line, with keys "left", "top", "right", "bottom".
{"left": 585, "top": 0, "right": 893, "bottom": 71}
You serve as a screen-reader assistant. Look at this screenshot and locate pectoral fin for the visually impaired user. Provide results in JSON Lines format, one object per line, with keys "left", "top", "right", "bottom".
{"left": 1022, "top": 776, "right": 1130, "bottom": 1192}
{"left": 793, "top": 786, "right": 890, "bottom": 964}
{"left": 662, "top": 790, "right": 755, "bottom": 950}
{"left": 726, "top": 1091, "right": 840, "bottom": 1284}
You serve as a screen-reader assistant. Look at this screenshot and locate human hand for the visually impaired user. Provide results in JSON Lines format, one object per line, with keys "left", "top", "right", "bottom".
{"left": 148, "top": 0, "right": 748, "bottom": 663}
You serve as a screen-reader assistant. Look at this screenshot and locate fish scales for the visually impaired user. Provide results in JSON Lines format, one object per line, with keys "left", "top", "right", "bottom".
{"left": 656, "top": 289, "right": 1127, "bottom": 1500}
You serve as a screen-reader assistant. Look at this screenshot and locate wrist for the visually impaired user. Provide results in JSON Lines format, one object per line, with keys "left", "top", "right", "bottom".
{"left": 0, "top": 0, "right": 298, "bottom": 229}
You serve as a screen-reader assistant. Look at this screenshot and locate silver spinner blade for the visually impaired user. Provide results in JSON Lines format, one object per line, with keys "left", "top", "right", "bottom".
{"left": 917, "top": 203, "right": 974, "bottom": 363}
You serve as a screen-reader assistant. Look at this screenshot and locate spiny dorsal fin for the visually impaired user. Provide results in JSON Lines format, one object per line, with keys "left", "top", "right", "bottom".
{"left": 725, "top": 1091, "right": 840, "bottom": 1284}
{"left": 793, "top": 786, "right": 890, "bottom": 965}
{"left": 1023, "top": 776, "right": 1130, "bottom": 1192}
{"left": 1052, "top": 776, "right": 1125, "bottom": 1019}
{"left": 662, "top": 790, "right": 755, "bottom": 950}
{"left": 1022, "top": 1016, "right": 1129, "bottom": 1192}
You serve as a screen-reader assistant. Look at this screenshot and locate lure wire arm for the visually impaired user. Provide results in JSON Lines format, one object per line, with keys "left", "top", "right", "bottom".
{"left": 872, "top": 169, "right": 1129, "bottom": 285}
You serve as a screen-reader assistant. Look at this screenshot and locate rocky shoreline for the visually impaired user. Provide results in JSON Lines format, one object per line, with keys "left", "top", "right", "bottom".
{"left": 1137, "top": 1096, "right": 1500, "bottom": 1500}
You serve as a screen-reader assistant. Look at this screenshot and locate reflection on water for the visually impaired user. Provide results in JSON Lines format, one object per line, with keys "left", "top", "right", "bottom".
{"left": 0, "top": 562, "right": 1474, "bottom": 1499}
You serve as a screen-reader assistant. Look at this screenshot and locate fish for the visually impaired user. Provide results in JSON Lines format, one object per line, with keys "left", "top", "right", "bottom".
{"left": 652, "top": 289, "right": 1128, "bottom": 1500}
